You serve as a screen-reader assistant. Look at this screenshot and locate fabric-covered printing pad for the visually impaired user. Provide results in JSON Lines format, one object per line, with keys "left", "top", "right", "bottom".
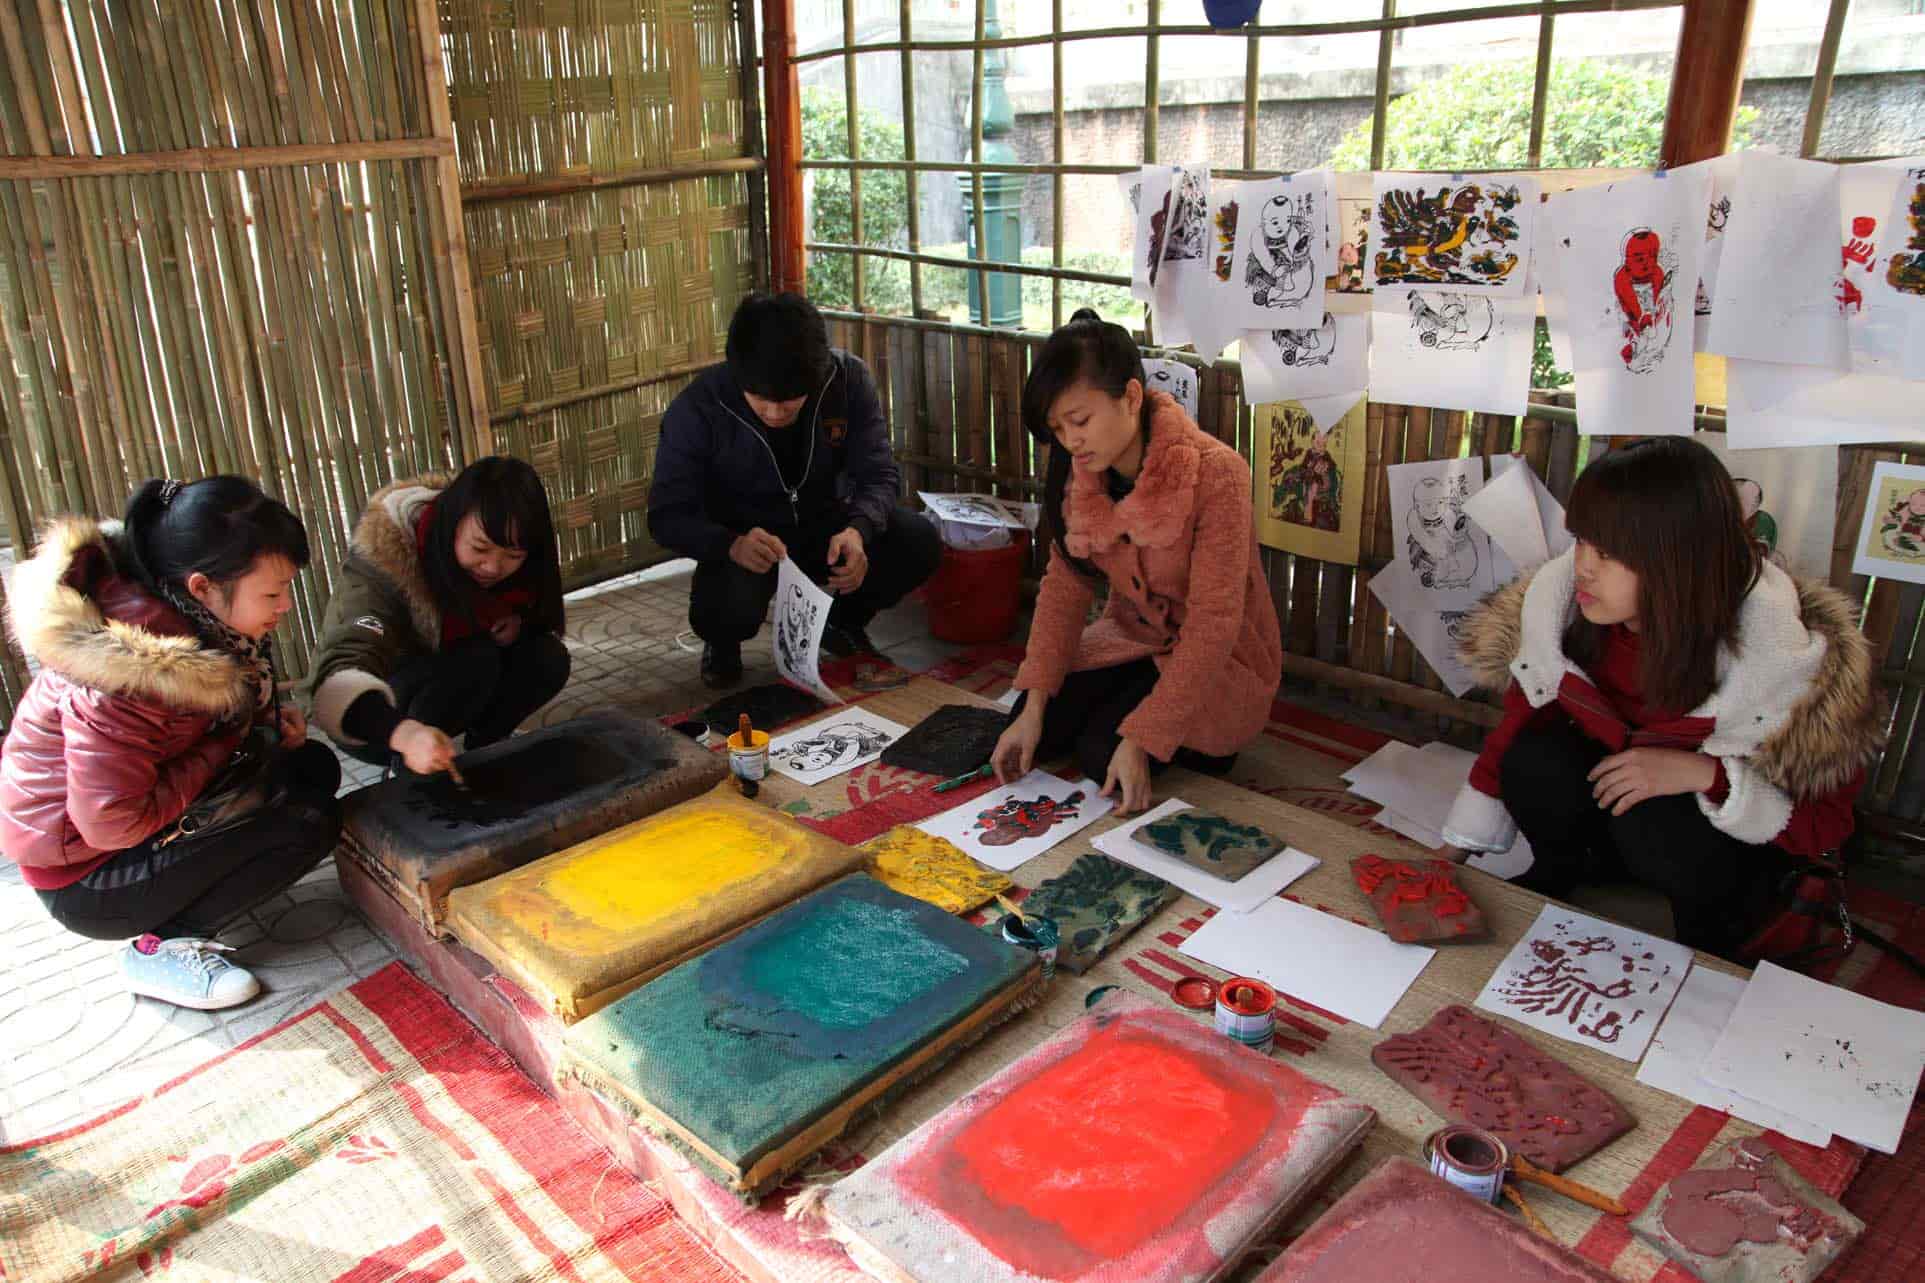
{"left": 1256, "top": 1157, "right": 1621, "bottom": 1282}
{"left": 822, "top": 992, "right": 1375, "bottom": 1283}
{"left": 1371, "top": 1003, "right": 1633, "bottom": 1172}
{"left": 443, "top": 788, "right": 862, "bottom": 1022}
{"left": 1629, "top": 1137, "right": 1863, "bottom": 1283}
{"left": 1011, "top": 853, "right": 1178, "bottom": 974}
{"left": 860, "top": 825, "right": 1012, "bottom": 914}
{"left": 338, "top": 709, "right": 726, "bottom": 934}
{"left": 557, "top": 873, "right": 1039, "bottom": 1197}
{"left": 878, "top": 704, "right": 1011, "bottom": 778}
{"left": 1130, "top": 808, "right": 1282, "bottom": 882}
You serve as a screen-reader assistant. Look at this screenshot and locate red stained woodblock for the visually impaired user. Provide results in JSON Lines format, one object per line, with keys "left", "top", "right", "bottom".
{"left": 1351, "top": 855, "right": 1488, "bottom": 944}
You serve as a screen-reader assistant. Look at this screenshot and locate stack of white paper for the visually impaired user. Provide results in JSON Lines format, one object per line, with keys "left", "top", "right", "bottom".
{"left": 1342, "top": 741, "right": 1535, "bottom": 880}
{"left": 1091, "top": 798, "right": 1319, "bottom": 913}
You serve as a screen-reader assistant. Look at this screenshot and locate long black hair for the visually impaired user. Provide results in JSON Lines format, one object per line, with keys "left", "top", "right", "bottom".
{"left": 421, "top": 456, "right": 564, "bottom": 635}
{"left": 121, "top": 475, "right": 310, "bottom": 596}
{"left": 1019, "top": 308, "right": 1153, "bottom": 575}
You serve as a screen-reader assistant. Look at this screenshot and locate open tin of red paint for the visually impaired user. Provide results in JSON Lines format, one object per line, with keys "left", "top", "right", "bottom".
{"left": 1424, "top": 1124, "right": 1509, "bottom": 1205}
{"left": 1213, "top": 976, "right": 1277, "bottom": 1052}
{"left": 1171, "top": 976, "right": 1219, "bottom": 1010}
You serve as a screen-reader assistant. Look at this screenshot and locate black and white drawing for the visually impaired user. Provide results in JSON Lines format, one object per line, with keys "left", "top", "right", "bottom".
{"left": 1161, "top": 166, "right": 1209, "bottom": 263}
{"left": 1406, "top": 292, "right": 1495, "bottom": 350}
{"left": 1367, "top": 458, "right": 1507, "bottom": 696}
{"left": 919, "top": 491, "right": 1027, "bottom": 530}
{"left": 1230, "top": 171, "right": 1334, "bottom": 330}
{"left": 1142, "top": 358, "right": 1200, "bottom": 419}
{"left": 1406, "top": 475, "right": 1480, "bottom": 590}
{"left": 1239, "top": 311, "right": 1368, "bottom": 422}
{"left": 1273, "top": 312, "right": 1338, "bottom": 367}
{"left": 1369, "top": 284, "right": 1535, "bottom": 418}
{"left": 772, "top": 557, "right": 841, "bottom": 705}
{"left": 767, "top": 709, "right": 912, "bottom": 786}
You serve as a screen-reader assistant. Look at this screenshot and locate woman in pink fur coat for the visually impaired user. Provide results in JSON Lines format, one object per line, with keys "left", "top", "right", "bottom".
{"left": 990, "top": 309, "right": 1283, "bottom": 815}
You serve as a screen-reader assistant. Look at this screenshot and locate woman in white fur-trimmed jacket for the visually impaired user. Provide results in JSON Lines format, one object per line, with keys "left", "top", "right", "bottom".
{"left": 1440, "top": 437, "right": 1882, "bottom": 958}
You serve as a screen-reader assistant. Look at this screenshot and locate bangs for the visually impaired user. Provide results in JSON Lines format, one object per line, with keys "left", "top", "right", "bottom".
{"left": 1563, "top": 464, "right": 1643, "bottom": 566}
{"left": 469, "top": 485, "right": 535, "bottom": 551}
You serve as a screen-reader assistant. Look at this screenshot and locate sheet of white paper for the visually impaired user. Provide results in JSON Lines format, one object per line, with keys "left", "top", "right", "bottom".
{"left": 1368, "top": 284, "right": 1537, "bottom": 417}
{"left": 1462, "top": 457, "right": 1551, "bottom": 569}
{"left": 1090, "top": 798, "right": 1319, "bottom": 913}
{"left": 1870, "top": 164, "right": 1925, "bottom": 326}
{"left": 1489, "top": 455, "right": 1573, "bottom": 559}
{"left": 1547, "top": 169, "right": 1710, "bottom": 437}
{"left": 1726, "top": 357, "right": 1925, "bottom": 451}
{"left": 766, "top": 709, "right": 912, "bottom": 787}
{"left": 1152, "top": 165, "right": 1214, "bottom": 347}
{"left": 1474, "top": 904, "right": 1694, "bottom": 1062}
{"left": 918, "top": 491, "right": 1027, "bottom": 529}
{"left": 1538, "top": 240, "right": 1575, "bottom": 377}
{"left": 913, "top": 769, "right": 1115, "bottom": 873}
{"left": 1142, "top": 358, "right": 1200, "bottom": 419}
{"left": 1851, "top": 460, "right": 1925, "bottom": 587}
{"left": 1130, "top": 166, "right": 1175, "bottom": 300}
{"left": 1369, "top": 560, "right": 1480, "bottom": 696}
{"left": 1388, "top": 456, "right": 1504, "bottom": 598}
{"left": 1180, "top": 895, "right": 1436, "bottom": 1029}
{"left": 1373, "top": 806, "right": 1444, "bottom": 849}
{"left": 1636, "top": 967, "right": 1833, "bottom": 1147}
{"left": 1370, "top": 172, "right": 1537, "bottom": 297}
{"left": 1185, "top": 178, "right": 1247, "bottom": 362}
{"left": 1674, "top": 152, "right": 1740, "bottom": 347}
{"left": 1841, "top": 159, "right": 1925, "bottom": 376}
{"left": 1230, "top": 170, "right": 1335, "bottom": 330}
{"left": 994, "top": 687, "right": 1022, "bottom": 710}
{"left": 1701, "top": 961, "right": 1925, "bottom": 1154}
{"left": 1692, "top": 431, "right": 1838, "bottom": 581}
{"left": 1705, "top": 152, "right": 1848, "bottom": 369}
{"left": 1466, "top": 834, "right": 1536, "bottom": 881}
{"left": 772, "top": 558, "right": 840, "bottom": 705}
{"left": 1296, "top": 389, "right": 1369, "bottom": 433}
{"left": 1345, "top": 740, "right": 1475, "bottom": 831}
{"left": 1240, "top": 311, "right": 1368, "bottom": 407}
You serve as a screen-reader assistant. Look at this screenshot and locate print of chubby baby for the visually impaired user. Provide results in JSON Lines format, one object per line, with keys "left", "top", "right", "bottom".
{"left": 1880, "top": 487, "right": 1925, "bottom": 561}
{"left": 1407, "top": 474, "right": 1480, "bottom": 591}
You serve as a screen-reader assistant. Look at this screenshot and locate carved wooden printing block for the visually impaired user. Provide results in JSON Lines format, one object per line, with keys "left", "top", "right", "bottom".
{"left": 1371, "top": 1004, "right": 1633, "bottom": 1172}
{"left": 338, "top": 709, "right": 726, "bottom": 935}
{"left": 1131, "top": 808, "right": 1282, "bottom": 881}
{"left": 878, "top": 704, "right": 1011, "bottom": 778}
{"left": 1630, "top": 1138, "right": 1863, "bottom": 1283}
{"left": 1351, "top": 854, "right": 1489, "bottom": 944}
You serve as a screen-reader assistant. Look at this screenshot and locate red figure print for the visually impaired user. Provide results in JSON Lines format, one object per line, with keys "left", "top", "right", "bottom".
{"left": 1837, "top": 275, "right": 1865, "bottom": 314}
{"left": 1613, "top": 227, "right": 1667, "bottom": 360}
{"left": 973, "top": 791, "right": 1085, "bottom": 847}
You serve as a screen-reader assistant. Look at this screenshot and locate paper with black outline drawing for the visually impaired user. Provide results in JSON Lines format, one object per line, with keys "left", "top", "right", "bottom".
{"left": 918, "top": 491, "right": 1027, "bottom": 530}
{"left": 1368, "top": 457, "right": 1501, "bottom": 697}
{"left": 767, "top": 708, "right": 912, "bottom": 787}
{"left": 1674, "top": 152, "right": 1739, "bottom": 347}
{"left": 1142, "top": 359, "right": 1200, "bottom": 420}
{"left": 1180, "top": 177, "right": 1248, "bottom": 362}
{"left": 1230, "top": 170, "right": 1335, "bottom": 331}
{"left": 1704, "top": 152, "right": 1848, "bottom": 369}
{"left": 1152, "top": 165, "right": 1212, "bottom": 353}
{"left": 1843, "top": 158, "right": 1925, "bottom": 378}
{"left": 1367, "top": 278, "right": 1537, "bottom": 418}
{"left": 1546, "top": 169, "right": 1709, "bottom": 437}
{"left": 772, "top": 557, "right": 841, "bottom": 705}
{"left": 1240, "top": 311, "right": 1368, "bottom": 412}
{"left": 1128, "top": 166, "right": 1175, "bottom": 302}
{"left": 1370, "top": 172, "right": 1538, "bottom": 298}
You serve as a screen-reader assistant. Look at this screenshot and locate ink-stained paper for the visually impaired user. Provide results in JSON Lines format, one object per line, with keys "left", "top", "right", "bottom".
{"left": 1092, "top": 798, "right": 1318, "bottom": 913}
{"left": 1253, "top": 400, "right": 1368, "bottom": 563}
{"left": 913, "top": 769, "right": 1115, "bottom": 873}
{"left": 1128, "top": 165, "right": 1176, "bottom": 301}
{"left": 767, "top": 708, "right": 911, "bottom": 786}
{"left": 1183, "top": 176, "right": 1248, "bottom": 361}
{"left": 1704, "top": 152, "right": 1848, "bottom": 370}
{"left": 1142, "top": 358, "right": 1200, "bottom": 420}
{"left": 860, "top": 825, "right": 1011, "bottom": 915}
{"left": 1230, "top": 170, "right": 1335, "bottom": 330}
{"left": 1693, "top": 430, "right": 1837, "bottom": 581}
{"left": 1702, "top": 961, "right": 1925, "bottom": 1154}
{"left": 1369, "top": 457, "right": 1504, "bottom": 695}
{"left": 1844, "top": 158, "right": 1925, "bottom": 377}
{"left": 1635, "top": 966, "right": 1832, "bottom": 1147}
{"left": 918, "top": 491, "right": 1027, "bottom": 529}
{"left": 1850, "top": 461, "right": 1925, "bottom": 587}
{"left": 1368, "top": 280, "right": 1537, "bottom": 417}
{"left": 1674, "top": 151, "right": 1739, "bottom": 346}
{"left": 1371, "top": 172, "right": 1538, "bottom": 297}
{"left": 1153, "top": 165, "right": 1214, "bottom": 349}
{"left": 1240, "top": 311, "right": 1368, "bottom": 414}
{"left": 1473, "top": 904, "right": 1695, "bottom": 1062}
{"left": 773, "top": 557, "right": 841, "bottom": 705}
{"left": 1009, "top": 853, "right": 1179, "bottom": 975}
{"left": 1546, "top": 168, "right": 1712, "bottom": 436}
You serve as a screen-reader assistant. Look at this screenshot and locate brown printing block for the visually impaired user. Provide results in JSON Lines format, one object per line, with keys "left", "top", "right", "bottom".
{"left": 1631, "top": 1137, "right": 1863, "bottom": 1283}
{"left": 1130, "top": 808, "right": 1282, "bottom": 882}
{"left": 1352, "top": 854, "right": 1489, "bottom": 944}
{"left": 878, "top": 704, "right": 1011, "bottom": 778}
{"left": 1371, "top": 1003, "right": 1634, "bottom": 1173}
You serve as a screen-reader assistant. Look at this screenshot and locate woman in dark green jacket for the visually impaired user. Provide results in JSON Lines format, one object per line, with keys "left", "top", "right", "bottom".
{"left": 308, "top": 457, "right": 569, "bottom": 775}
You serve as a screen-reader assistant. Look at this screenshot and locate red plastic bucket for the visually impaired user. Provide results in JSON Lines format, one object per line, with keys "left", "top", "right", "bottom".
{"left": 924, "top": 530, "right": 1028, "bottom": 644}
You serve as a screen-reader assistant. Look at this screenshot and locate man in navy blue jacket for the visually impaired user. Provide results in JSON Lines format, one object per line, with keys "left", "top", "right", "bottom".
{"left": 648, "top": 293, "right": 942, "bottom": 687}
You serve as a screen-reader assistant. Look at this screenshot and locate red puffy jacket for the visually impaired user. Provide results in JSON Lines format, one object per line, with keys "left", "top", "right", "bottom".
{"left": 0, "top": 519, "right": 253, "bottom": 890}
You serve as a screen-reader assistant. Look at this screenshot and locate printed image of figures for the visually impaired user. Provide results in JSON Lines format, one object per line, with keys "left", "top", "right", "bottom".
{"left": 1879, "top": 487, "right": 1925, "bottom": 561}
{"left": 1695, "top": 194, "right": 1732, "bottom": 317}
{"left": 1407, "top": 475, "right": 1480, "bottom": 590}
{"left": 1212, "top": 196, "right": 1240, "bottom": 283}
{"left": 772, "top": 721, "right": 893, "bottom": 777}
{"left": 973, "top": 791, "right": 1086, "bottom": 848}
{"left": 1374, "top": 181, "right": 1525, "bottom": 289}
{"left": 775, "top": 581, "right": 819, "bottom": 676}
{"left": 1142, "top": 359, "right": 1200, "bottom": 419}
{"left": 1613, "top": 227, "right": 1678, "bottom": 373}
{"left": 1885, "top": 170, "right": 1925, "bottom": 297}
{"left": 1245, "top": 192, "right": 1319, "bottom": 310}
{"left": 1406, "top": 292, "right": 1495, "bottom": 350}
{"left": 1268, "top": 407, "right": 1343, "bottom": 533}
{"left": 1270, "top": 312, "right": 1338, "bottom": 368}
{"left": 1162, "top": 167, "right": 1209, "bottom": 263}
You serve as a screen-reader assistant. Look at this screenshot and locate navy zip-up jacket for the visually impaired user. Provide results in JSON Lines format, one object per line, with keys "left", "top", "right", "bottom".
{"left": 646, "top": 350, "right": 900, "bottom": 564}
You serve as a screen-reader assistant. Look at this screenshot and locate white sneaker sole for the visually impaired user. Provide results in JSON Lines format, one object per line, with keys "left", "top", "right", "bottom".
{"left": 124, "top": 980, "right": 261, "bottom": 1011}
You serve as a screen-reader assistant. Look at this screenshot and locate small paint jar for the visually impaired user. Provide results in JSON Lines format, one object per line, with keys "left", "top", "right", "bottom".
{"left": 1000, "top": 913, "right": 1060, "bottom": 981}
{"left": 1424, "top": 1124, "right": 1509, "bottom": 1205}
{"left": 726, "top": 726, "right": 770, "bottom": 790}
{"left": 1214, "top": 976, "right": 1277, "bottom": 1053}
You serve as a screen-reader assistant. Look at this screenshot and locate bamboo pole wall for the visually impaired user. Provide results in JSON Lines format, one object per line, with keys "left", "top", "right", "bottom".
{"left": 0, "top": 0, "right": 472, "bottom": 683}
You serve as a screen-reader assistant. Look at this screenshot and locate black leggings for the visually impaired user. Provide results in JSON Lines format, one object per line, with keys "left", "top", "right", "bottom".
{"left": 1501, "top": 719, "right": 1790, "bottom": 958}
{"left": 342, "top": 631, "right": 571, "bottom": 766}
{"left": 1013, "top": 658, "right": 1238, "bottom": 784}
{"left": 38, "top": 741, "right": 344, "bottom": 941}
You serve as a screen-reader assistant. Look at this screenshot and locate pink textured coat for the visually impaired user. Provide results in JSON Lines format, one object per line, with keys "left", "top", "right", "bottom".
{"left": 1013, "top": 396, "right": 1283, "bottom": 761}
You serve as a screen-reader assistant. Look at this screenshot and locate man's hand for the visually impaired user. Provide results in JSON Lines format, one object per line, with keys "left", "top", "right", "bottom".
{"left": 729, "top": 527, "right": 787, "bottom": 574}
{"left": 390, "top": 718, "right": 458, "bottom": 777}
{"left": 1589, "top": 747, "right": 1720, "bottom": 816}
{"left": 826, "top": 527, "right": 869, "bottom": 593}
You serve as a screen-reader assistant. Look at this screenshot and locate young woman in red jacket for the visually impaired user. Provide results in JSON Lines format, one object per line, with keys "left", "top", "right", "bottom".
{"left": 0, "top": 478, "right": 342, "bottom": 1009}
{"left": 1441, "top": 437, "right": 1882, "bottom": 958}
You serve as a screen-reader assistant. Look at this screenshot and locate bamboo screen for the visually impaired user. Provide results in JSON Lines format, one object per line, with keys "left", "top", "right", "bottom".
{"left": 0, "top": 0, "right": 475, "bottom": 700}
{"left": 445, "top": 0, "right": 765, "bottom": 586}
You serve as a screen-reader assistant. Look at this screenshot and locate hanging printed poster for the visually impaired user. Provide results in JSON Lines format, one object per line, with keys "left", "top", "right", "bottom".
{"left": 1693, "top": 431, "right": 1837, "bottom": 580}
{"left": 1253, "top": 399, "right": 1367, "bottom": 564}
{"left": 1367, "top": 283, "right": 1537, "bottom": 417}
{"left": 1675, "top": 152, "right": 1738, "bottom": 346}
{"left": 1545, "top": 167, "right": 1711, "bottom": 437}
{"left": 1333, "top": 188, "right": 1372, "bottom": 293}
{"left": 1182, "top": 175, "right": 1247, "bottom": 361}
{"left": 1128, "top": 165, "right": 1175, "bottom": 301}
{"left": 1878, "top": 164, "right": 1925, "bottom": 310}
{"left": 1704, "top": 151, "right": 1848, "bottom": 369}
{"left": 1841, "top": 158, "right": 1923, "bottom": 376}
{"left": 1850, "top": 461, "right": 1925, "bottom": 587}
{"left": 1240, "top": 311, "right": 1369, "bottom": 422}
{"left": 1370, "top": 172, "right": 1538, "bottom": 297}
{"left": 1142, "top": 358, "right": 1200, "bottom": 419}
{"left": 1229, "top": 170, "right": 1335, "bottom": 331}
{"left": 1367, "top": 457, "right": 1504, "bottom": 694}
{"left": 773, "top": 558, "right": 841, "bottom": 705}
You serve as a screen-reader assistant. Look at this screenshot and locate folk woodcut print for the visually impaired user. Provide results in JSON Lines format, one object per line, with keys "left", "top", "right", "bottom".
{"left": 1851, "top": 462, "right": 1925, "bottom": 586}
{"left": 1241, "top": 312, "right": 1368, "bottom": 416}
{"left": 768, "top": 711, "right": 910, "bottom": 787}
{"left": 1883, "top": 166, "right": 1925, "bottom": 299}
{"left": 1254, "top": 401, "right": 1366, "bottom": 564}
{"left": 1371, "top": 174, "right": 1537, "bottom": 296}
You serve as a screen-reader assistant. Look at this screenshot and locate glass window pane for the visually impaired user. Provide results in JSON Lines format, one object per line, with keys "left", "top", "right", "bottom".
{"left": 1153, "top": 34, "right": 1261, "bottom": 171}
{"left": 1737, "top": 0, "right": 1829, "bottom": 157}
{"left": 1810, "top": 2, "right": 1925, "bottom": 160}
{"left": 1541, "top": 9, "right": 1683, "bottom": 170}
{"left": 1256, "top": 34, "right": 1377, "bottom": 173}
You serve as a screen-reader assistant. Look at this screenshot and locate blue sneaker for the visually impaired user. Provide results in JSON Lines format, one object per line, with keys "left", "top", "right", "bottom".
{"left": 120, "top": 936, "right": 260, "bottom": 1010}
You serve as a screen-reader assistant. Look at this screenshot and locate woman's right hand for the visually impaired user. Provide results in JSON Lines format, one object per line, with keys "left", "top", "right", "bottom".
{"left": 390, "top": 718, "right": 458, "bottom": 776}
{"left": 990, "top": 701, "right": 1045, "bottom": 783}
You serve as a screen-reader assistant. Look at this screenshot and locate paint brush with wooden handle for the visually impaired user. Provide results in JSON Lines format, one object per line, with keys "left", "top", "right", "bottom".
{"left": 1502, "top": 1185, "right": 1555, "bottom": 1240}
{"left": 1508, "top": 1154, "right": 1628, "bottom": 1217}
{"left": 995, "top": 894, "right": 1028, "bottom": 922}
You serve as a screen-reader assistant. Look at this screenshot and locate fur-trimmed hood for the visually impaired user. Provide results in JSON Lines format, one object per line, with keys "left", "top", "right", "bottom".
{"left": 5, "top": 517, "right": 252, "bottom": 719}
{"left": 346, "top": 472, "right": 451, "bottom": 646}
{"left": 1458, "top": 547, "right": 1883, "bottom": 799}
{"left": 1062, "top": 394, "right": 1206, "bottom": 557}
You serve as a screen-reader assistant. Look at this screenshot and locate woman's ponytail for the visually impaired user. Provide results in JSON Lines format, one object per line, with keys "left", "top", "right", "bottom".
{"left": 118, "top": 476, "right": 310, "bottom": 594}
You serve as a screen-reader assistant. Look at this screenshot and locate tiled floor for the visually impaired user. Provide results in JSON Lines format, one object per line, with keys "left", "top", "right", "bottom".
{"left": 0, "top": 560, "right": 973, "bottom": 1145}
